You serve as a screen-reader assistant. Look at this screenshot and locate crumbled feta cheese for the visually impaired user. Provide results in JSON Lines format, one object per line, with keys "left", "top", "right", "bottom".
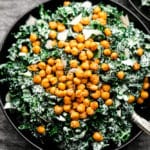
{"left": 57, "top": 30, "right": 68, "bottom": 41}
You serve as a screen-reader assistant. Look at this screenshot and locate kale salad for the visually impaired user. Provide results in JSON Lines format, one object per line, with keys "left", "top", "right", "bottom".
{"left": 0, "top": 1, "right": 150, "bottom": 150}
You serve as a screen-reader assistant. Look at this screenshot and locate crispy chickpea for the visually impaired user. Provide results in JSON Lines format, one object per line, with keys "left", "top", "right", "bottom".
{"left": 144, "top": 77, "right": 149, "bottom": 82}
{"left": 116, "top": 71, "right": 125, "bottom": 80}
{"left": 63, "top": 105, "right": 71, "bottom": 112}
{"left": 71, "top": 47, "right": 79, "bottom": 56}
{"left": 76, "top": 90, "right": 83, "bottom": 98}
{"left": 89, "top": 84, "right": 98, "bottom": 91}
{"left": 56, "top": 70, "right": 64, "bottom": 77}
{"left": 64, "top": 96, "right": 72, "bottom": 105}
{"left": 93, "top": 6, "right": 101, "bottom": 14}
{"left": 93, "top": 132, "right": 104, "bottom": 142}
{"left": 32, "top": 41, "right": 41, "bottom": 47}
{"left": 59, "top": 75, "right": 67, "bottom": 82}
{"left": 70, "top": 120, "right": 80, "bottom": 128}
{"left": 33, "top": 75, "right": 41, "bottom": 84}
{"left": 49, "top": 77, "right": 58, "bottom": 85}
{"left": 137, "top": 97, "right": 144, "bottom": 104}
{"left": 90, "top": 62, "right": 99, "bottom": 71}
{"left": 49, "top": 86, "right": 56, "bottom": 95}
{"left": 77, "top": 84, "right": 85, "bottom": 91}
{"left": 77, "top": 43, "right": 85, "bottom": 51}
{"left": 84, "top": 40, "right": 91, "bottom": 49}
{"left": 75, "top": 68, "right": 84, "bottom": 78}
{"left": 90, "top": 74, "right": 99, "bottom": 84}
{"left": 103, "top": 49, "right": 112, "bottom": 56}
{"left": 32, "top": 45, "right": 41, "bottom": 54}
{"left": 46, "top": 74, "right": 53, "bottom": 81}
{"left": 69, "top": 40, "right": 77, "bottom": 48}
{"left": 111, "top": 52, "right": 118, "bottom": 60}
{"left": 79, "top": 51, "right": 87, "bottom": 61}
{"left": 67, "top": 89, "right": 74, "bottom": 97}
{"left": 70, "top": 60, "right": 78, "bottom": 68}
{"left": 102, "top": 84, "right": 111, "bottom": 92}
{"left": 51, "top": 65, "right": 56, "bottom": 72}
{"left": 105, "top": 99, "right": 113, "bottom": 106}
{"left": 73, "top": 23, "right": 83, "bottom": 33}
{"left": 83, "top": 98, "right": 90, "bottom": 107}
{"left": 70, "top": 111, "right": 80, "bottom": 120}
{"left": 30, "top": 33, "right": 38, "bottom": 42}
{"left": 133, "top": 62, "right": 140, "bottom": 71}
{"left": 90, "top": 101, "right": 99, "bottom": 110}
{"left": 64, "top": 45, "right": 71, "bottom": 53}
{"left": 140, "top": 90, "right": 149, "bottom": 99}
{"left": 73, "top": 102, "right": 79, "bottom": 110}
{"left": 82, "top": 89, "right": 89, "bottom": 97}
{"left": 76, "top": 34, "right": 85, "bottom": 43}
{"left": 128, "top": 95, "right": 135, "bottom": 104}
{"left": 54, "top": 105, "right": 63, "bottom": 115}
{"left": 100, "top": 40, "right": 110, "bottom": 48}
{"left": 92, "top": 14, "right": 99, "bottom": 20}
{"left": 90, "top": 42, "right": 98, "bottom": 51}
{"left": 80, "top": 17, "right": 90, "bottom": 25}
{"left": 99, "top": 11, "right": 107, "bottom": 19}
{"left": 58, "top": 82, "right": 66, "bottom": 90}
{"left": 101, "top": 63, "right": 110, "bottom": 72}
{"left": 104, "top": 28, "right": 112, "bottom": 36}
{"left": 41, "top": 78, "right": 50, "bottom": 88}
{"left": 56, "top": 62, "right": 64, "bottom": 70}
{"left": 137, "top": 48, "right": 144, "bottom": 56}
{"left": 81, "top": 78, "right": 88, "bottom": 84}
{"left": 91, "top": 90, "right": 101, "bottom": 99}
{"left": 86, "top": 50, "right": 94, "bottom": 59}
{"left": 57, "top": 23, "right": 66, "bottom": 32}
{"left": 47, "top": 58, "right": 55, "bottom": 66}
{"left": 98, "top": 18, "right": 107, "bottom": 26}
{"left": 20, "top": 46, "right": 28, "bottom": 53}
{"left": 67, "top": 72, "right": 74, "bottom": 80}
{"left": 84, "top": 70, "right": 92, "bottom": 78}
{"left": 86, "top": 107, "right": 95, "bottom": 116}
{"left": 38, "top": 62, "right": 46, "bottom": 70}
{"left": 94, "top": 58, "right": 100, "bottom": 64}
{"left": 101, "top": 91, "right": 110, "bottom": 100}
{"left": 49, "top": 21, "right": 57, "bottom": 29}
{"left": 80, "top": 112, "right": 87, "bottom": 119}
{"left": 45, "top": 65, "right": 52, "bottom": 75}
{"left": 66, "top": 81, "right": 74, "bottom": 88}
{"left": 36, "top": 126, "right": 46, "bottom": 134}
{"left": 77, "top": 103, "right": 86, "bottom": 113}
{"left": 39, "top": 70, "right": 46, "bottom": 78}
{"left": 143, "top": 82, "right": 149, "bottom": 90}
{"left": 58, "top": 40, "right": 65, "bottom": 48}
{"left": 27, "top": 64, "right": 38, "bottom": 72}
{"left": 63, "top": 1, "right": 71, "bottom": 6}
{"left": 49, "top": 30, "right": 57, "bottom": 39}
{"left": 81, "top": 61, "right": 90, "bottom": 70}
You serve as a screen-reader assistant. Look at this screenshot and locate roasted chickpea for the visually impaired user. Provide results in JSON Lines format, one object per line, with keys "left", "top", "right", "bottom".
{"left": 72, "top": 23, "right": 83, "bottom": 33}
{"left": 140, "top": 90, "right": 149, "bottom": 99}
{"left": 45, "top": 65, "right": 52, "bottom": 75}
{"left": 91, "top": 90, "right": 101, "bottom": 99}
{"left": 57, "top": 23, "right": 66, "bottom": 32}
{"left": 32, "top": 41, "right": 41, "bottom": 47}
{"left": 77, "top": 43, "right": 85, "bottom": 51}
{"left": 38, "top": 62, "right": 46, "bottom": 70}
{"left": 30, "top": 33, "right": 38, "bottom": 42}
{"left": 59, "top": 75, "right": 67, "bottom": 82}
{"left": 71, "top": 47, "right": 79, "bottom": 56}
{"left": 133, "top": 62, "right": 140, "bottom": 71}
{"left": 70, "top": 111, "right": 80, "bottom": 120}
{"left": 63, "top": 105, "right": 71, "bottom": 112}
{"left": 86, "top": 50, "right": 94, "bottom": 59}
{"left": 54, "top": 105, "right": 63, "bottom": 115}
{"left": 69, "top": 40, "right": 77, "bottom": 48}
{"left": 76, "top": 34, "right": 85, "bottom": 43}
{"left": 79, "top": 112, "right": 87, "bottom": 119}
{"left": 82, "top": 89, "right": 89, "bottom": 97}
{"left": 20, "top": 46, "right": 28, "bottom": 53}
{"left": 105, "top": 99, "right": 113, "bottom": 106}
{"left": 32, "top": 45, "right": 41, "bottom": 54}
{"left": 49, "top": 86, "right": 56, "bottom": 95}
{"left": 93, "top": 132, "right": 104, "bottom": 142}
{"left": 57, "top": 40, "right": 65, "bottom": 48}
{"left": 101, "top": 91, "right": 110, "bottom": 100}
{"left": 75, "top": 68, "right": 84, "bottom": 78}
{"left": 102, "top": 84, "right": 111, "bottom": 92}
{"left": 81, "top": 61, "right": 90, "bottom": 70}
{"left": 67, "top": 89, "right": 74, "bottom": 97}
{"left": 49, "top": 30, "right": 57, "bottom": 39}
{"left": 90, "top": 42, "right": 98, "bottom": 51}
{"left": 93, "top": 6, "right": 101, "bottom": 14}
{"left": 103, "top": 49, "right": 112, "bottom": 56}
{"left": 77, "top": 103, "right": 86, "bottom": 113}
{"left": 90, "top": 62, "right": 99, "bottom": 71}
{"left": 70, "top": 60, "right": 79, "bottom": 68}
{"left": 58, "top": 82, "right": 66, "bottom": 90}
{"left": 67, "top": 72, "right": 74, "bottom": 80}
{"left": 33, "top": 75, "right": 41, "bottom": 84}
{"left": 90, "top": 101, "right": 99, "bottom": 110}
{"left": 128, "top": 95, "right": 135, "bottom": 104}
{"left": 116, "top": 71, "right": 125, "bottom": 80}
{"left": 101, "top": 63, "right": 110, "bottom": 72}
{"left": 84, "top": 70, "right": 92, "bottom": 78}
{"left": 41, "top": 78, "right": 50, "bottom": 88}
{"left": 100, "top": 40, "right": 110, "bottom": 48}
{"left": 86, "top": 107, "right": 95, "bottom": 116}
{"left": 49, "top": 77, "right": 58, "bottom": 85}
{"left": 63, "top": 1, "right": 71, "bottom": 6}
{"left": 137, "top": 97, "right": 144, "bottom": 104}
{"left": 36, "top": 126, "right": 46, "bottom": 134}
{"left": 47, "top": 58, "right": 55, "bottom": 66}
{"left": 80, "top": 17, "right": 90, "bottom": 25}
{"left": 39, "top": 70, "right": 46, "bottom": 78}
{"left": 64, "top": 96, "right": 72, "bottom": 105}
{"left": 79, "top": 51, "right": 87, "bottom": 61}
{"left": 111, "top": 52, "right": 118, "bottom": 60}
{"left": 137, "top": 48, "right": 144, "bottom": 56}
{"left": 104, "top": 28, "right": 112, "bottom": 36}
{"left": 143, "top": 82, "right": 149, "bottom": 90}
{"left": 99, "top": 11, "right": 107, "bottom": 19}
{"left": 49, "top": 21, "right": 57, "bottom": 30}
{"left": 70, "top": 120, "right": 80, "bottom": 128}
{"left": 90, "top": 74, "right": 99, "bottom": 84}
{"left": 83, "top": 98, "right": 90, "bottom": 107}
{"left": 75, "top": 89, "right": 83, "bottom": 98}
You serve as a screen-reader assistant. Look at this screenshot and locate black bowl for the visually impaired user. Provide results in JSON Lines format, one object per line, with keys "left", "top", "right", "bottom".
{"left": 128, "top": 0, "right": 150, "bottom": 22}
{"left": 0, "top": 0, "right": 150, "bottom": 150}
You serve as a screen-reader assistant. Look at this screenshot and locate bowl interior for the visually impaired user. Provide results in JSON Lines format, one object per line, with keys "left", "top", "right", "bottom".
{"left": 0, "top": 0, "right": 149, "bottom": 150}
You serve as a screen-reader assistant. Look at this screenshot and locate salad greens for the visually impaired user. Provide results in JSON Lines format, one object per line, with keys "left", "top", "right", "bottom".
{"left": 0, "top": 1, "right": 150, "bottom": 150}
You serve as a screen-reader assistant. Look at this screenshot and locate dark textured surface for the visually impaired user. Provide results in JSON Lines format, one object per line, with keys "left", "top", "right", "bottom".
{"left": 0, "top": 0, "right": 150, "bottom": 150}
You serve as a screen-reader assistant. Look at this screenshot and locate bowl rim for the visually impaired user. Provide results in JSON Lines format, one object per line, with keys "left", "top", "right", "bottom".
{"left": 128, "top": 0, "right": 150, "bottom": 22}
{"left": 0, "top": 0, "right": 149, "bottom": 150}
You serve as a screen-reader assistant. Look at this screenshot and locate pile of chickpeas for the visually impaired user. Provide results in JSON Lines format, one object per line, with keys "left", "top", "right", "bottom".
{"left": 24, "top": 1, "right": 149, "bottom": 142}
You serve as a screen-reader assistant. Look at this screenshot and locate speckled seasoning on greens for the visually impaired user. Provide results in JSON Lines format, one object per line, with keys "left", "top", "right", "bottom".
{"left": 0, "top": 1, "right": 150, "bottom": 150}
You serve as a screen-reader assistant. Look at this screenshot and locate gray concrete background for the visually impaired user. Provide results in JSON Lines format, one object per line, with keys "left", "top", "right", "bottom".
{"left": 0, "top": 0, "right": 150, "bottom": 150}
